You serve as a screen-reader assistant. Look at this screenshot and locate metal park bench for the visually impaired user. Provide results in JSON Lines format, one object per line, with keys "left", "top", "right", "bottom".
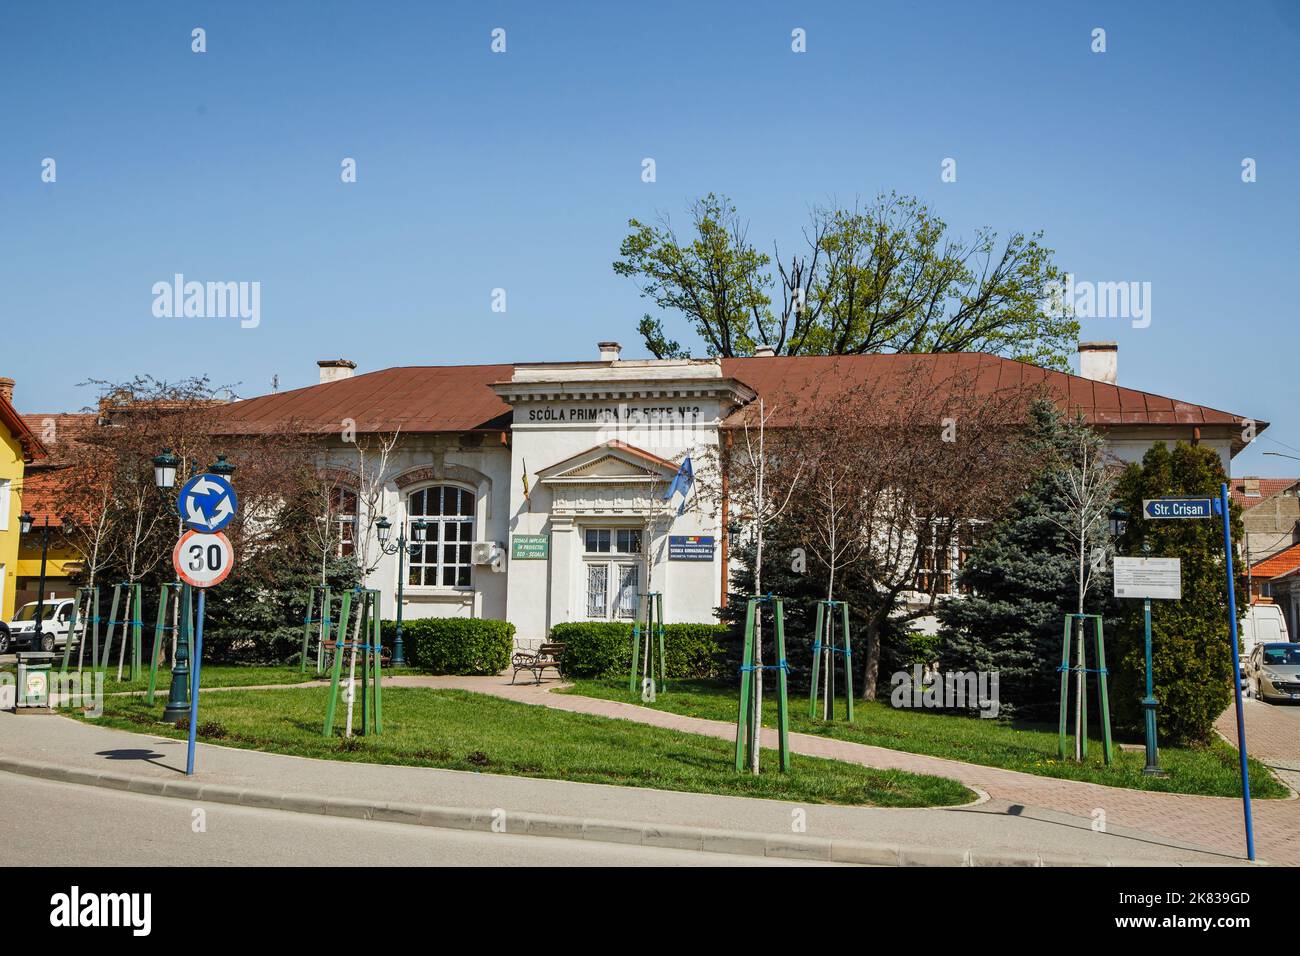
{"left": 511, "top": 642, "right": 566, "bottom": 684}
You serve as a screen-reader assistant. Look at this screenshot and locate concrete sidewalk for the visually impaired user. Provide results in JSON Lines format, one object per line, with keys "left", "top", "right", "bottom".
{"left": 0, "top": 700, "right": 1242, "bottom": 866}
{"left": 415, "top": 675, "right": 1293, "bottom": 866}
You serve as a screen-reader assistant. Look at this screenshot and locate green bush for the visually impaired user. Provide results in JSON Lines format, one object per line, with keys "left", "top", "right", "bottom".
{"left": 1110, "top": 442, "right": 1242, "bottom": 745}
{"left": 379, "top": 618, "right": 514, "bottom": 675}
{"left": 552, "top": 621, "right": 727, "bottom": 679}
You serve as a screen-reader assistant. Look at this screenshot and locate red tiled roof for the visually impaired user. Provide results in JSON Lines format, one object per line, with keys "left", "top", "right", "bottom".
{"left": 1230, "top": 477, "right": 1300, "bottom": 509}
{"left": 16, "top": 467, "right": 78, "bottom": 527}
{"left": 19, "top": 413, "right": 97, "bottom": 463}
{"left": 204, "top": 353, "right": 1260, "bottom": 440}
{"left": 1252, "top": 542, "right": 1300, "bottom": 580}
{"left": 1, "top": 395, "right": 49, "bottom": 461}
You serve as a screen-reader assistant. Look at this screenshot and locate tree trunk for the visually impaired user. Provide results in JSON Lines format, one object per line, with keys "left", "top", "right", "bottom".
{"left": 861, "top": 615, "right": 883, "bottom": 701}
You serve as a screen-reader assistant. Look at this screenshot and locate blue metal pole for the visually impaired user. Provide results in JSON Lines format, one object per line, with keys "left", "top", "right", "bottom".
{"left": 186, "top": 589, "right": 206, "bottom": 777}
{"left": 1219, "top": 482, "right": 1255, "bottom": 861}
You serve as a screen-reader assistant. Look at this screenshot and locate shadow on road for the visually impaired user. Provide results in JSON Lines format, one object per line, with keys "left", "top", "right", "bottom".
{"left": 95, "top": 748, "right": 177, "bottom": 773}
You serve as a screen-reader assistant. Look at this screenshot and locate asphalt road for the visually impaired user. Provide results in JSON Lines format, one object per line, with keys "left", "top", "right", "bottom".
{"left": 0, "top": 772, "right": 838, "bottom": 867}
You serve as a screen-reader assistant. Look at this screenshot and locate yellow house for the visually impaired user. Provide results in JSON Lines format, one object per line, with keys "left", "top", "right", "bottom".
{"left": 0, "top": 376, "right": 50, "bottom": 620}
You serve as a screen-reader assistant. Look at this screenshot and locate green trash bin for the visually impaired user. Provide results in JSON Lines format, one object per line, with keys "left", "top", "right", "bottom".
{"left": 15, "top": 651, "right": 55, "bottom": 709}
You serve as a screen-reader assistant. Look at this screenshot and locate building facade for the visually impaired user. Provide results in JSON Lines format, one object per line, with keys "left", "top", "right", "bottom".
{"left": 212, "top": 342, "right": 1261, "bottom": 647}
{"left": 0, "top": 377, "right": 50, "bottom": 620}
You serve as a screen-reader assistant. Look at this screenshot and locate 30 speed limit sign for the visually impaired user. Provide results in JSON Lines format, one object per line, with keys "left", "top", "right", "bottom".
{"left": 173, "top": 529, "right": 235, "bottom": 588}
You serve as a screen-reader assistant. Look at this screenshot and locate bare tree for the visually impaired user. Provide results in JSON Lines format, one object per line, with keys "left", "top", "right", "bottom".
{"left": 1043, "top": 415, "right": 1119, "bottom": 759}
{"left": 708, "top": 400, "right": 805, "bottom": 773}
{"left": 784, "top": 418, "right": 872, "bottom": 717}
{"left": 340, "top": 431, "right": 400, "bottom": 737}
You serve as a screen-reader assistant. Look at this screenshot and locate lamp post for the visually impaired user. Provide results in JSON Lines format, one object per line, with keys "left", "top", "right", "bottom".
{"left": 1112, "top": 503, "right": 1165, "bottom": 776}
{"left": 376, "top": 515, "right": 426, "bottom": 667}
{"left": 18, "top": 510, "right": 53, "bottom": 652}
{"left": 155, "top": 449, "right": 235, "bottom": 722}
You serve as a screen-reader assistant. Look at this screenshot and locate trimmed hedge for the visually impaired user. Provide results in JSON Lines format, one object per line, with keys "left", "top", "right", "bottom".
{"left": 552, "top": 621, "right": 728, "bottom": 679}
{"left": 379, "top": 618, "right": 514, "bottom": 675}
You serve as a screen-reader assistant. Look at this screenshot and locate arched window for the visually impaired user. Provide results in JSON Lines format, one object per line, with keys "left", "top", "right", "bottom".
{"left": 407, "top": 485, "right": 475, "bottom": 587}
{"left": 329, "top": 487, "right": 359, "bottom": 557}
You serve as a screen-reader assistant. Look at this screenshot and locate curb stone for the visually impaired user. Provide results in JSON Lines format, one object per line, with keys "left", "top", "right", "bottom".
{"left": 0, "top": 756, "right": 1224, "bottom": 867}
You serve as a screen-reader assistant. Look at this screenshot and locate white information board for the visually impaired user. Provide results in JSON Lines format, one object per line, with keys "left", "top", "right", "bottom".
{"left": 1113, "top": 556, "right": 1182, "bottom": 600}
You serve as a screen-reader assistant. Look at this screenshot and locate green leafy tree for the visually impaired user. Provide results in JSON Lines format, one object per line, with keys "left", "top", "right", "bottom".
{"left": 615, "top": 192, "right": 1078, "bottom": 369}
{"left": 1109, "top": 442, "right": 1243, "bottom": 746}
{"left": 937, "top": 402, "right": 1117, "bottom": 719}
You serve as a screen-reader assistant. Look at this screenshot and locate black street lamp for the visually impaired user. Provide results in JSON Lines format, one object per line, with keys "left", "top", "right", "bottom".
{"left": 1108, "top": 504, "right": 1128, "bottom": 539}
{"left": 375, "top": 515, "right": 426, "bottom": 666}
{"left": 17, "top": 510, "right": 53, "bottom": 652}
{"left": 152, "top": 449, "right": 180, "bottom": 491}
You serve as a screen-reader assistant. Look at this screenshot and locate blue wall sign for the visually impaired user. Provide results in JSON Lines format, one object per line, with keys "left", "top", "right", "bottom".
{"left": 178, "top": 473, "right": 239, "bottom": 532}
{"left": 668, "top": 535, "right": 715, "bottom": 561}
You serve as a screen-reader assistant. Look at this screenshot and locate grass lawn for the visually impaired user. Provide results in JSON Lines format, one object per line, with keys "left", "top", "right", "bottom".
{"left": 560, "top": 679, "right": 1288, "bottom": 800}
{"left": 75, "top": 686, "right": 975, "bottom": 808}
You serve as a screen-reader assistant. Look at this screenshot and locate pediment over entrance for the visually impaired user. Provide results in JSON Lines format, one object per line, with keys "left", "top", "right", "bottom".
{"left": 537, "top": 441, "right": 678, "bottom": 485}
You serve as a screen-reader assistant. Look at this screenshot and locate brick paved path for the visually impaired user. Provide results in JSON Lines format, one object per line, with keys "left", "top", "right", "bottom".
{"left": 386, "top": 675, "right": 1298, "bottom": 865}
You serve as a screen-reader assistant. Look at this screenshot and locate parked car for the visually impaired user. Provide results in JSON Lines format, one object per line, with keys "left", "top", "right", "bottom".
{"left": 0, "top": 619, "right": 10, "bottom": 655}
{"left": 1241, "top": 602, "right": 1289, "bottom": 660}
{"left": 1245, "top": 642, "right": 1300, "bottom": 703}
{"left": 4, "top": 598, "right": 77, "bottom": 652}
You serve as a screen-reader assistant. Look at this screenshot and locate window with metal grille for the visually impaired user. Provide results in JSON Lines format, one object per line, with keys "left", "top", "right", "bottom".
{"left": 406, "top": 485, "right": 475, "bottom": 587}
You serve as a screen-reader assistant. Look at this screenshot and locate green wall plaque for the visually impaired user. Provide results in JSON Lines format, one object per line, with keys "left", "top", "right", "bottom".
{"left": 511, "top": 534, "right": 549, "bottom": 560}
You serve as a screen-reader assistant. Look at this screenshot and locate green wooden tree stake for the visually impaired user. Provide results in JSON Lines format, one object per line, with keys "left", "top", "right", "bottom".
{"left": 100, "top": 583, "right": 143, "bottom": 680}
{"left": 60, "top": 585, "right": 99, "bottom": 673}
{"left": 147, "top": 582, "right": 190, "bottom": 704}
{"left": 629, "top": 591, "right": 667, "bottom": 698}
{"left": 302, "top": 584, "right": 332, "bottom": 675}
{"left": 322, "top": 589, "right": 384, "bottom": 738}
{"left": 735, "top": 596, "right": 790, "bottom": 773}
{"left": 808, "top": 599, "right": 854, "bottom": 722}
{"left": 1057, "top": 613, "right": 1113, "bottom": 764}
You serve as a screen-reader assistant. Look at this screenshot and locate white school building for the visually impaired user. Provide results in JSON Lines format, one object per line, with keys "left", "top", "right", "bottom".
{"left": 212, "top": 340, "right": 1260, "bottom": 646}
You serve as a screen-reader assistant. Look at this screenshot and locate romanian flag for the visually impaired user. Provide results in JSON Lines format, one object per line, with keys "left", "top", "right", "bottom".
{"left": 663, "top": 456, "right": 694, "bottom": 515}
{"left": 521, "top": 459, "right": 531, "bottom": 510}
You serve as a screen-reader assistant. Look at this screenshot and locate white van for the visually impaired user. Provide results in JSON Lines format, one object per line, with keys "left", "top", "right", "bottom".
{"left": 1241, "top": 602, "right": 1290, "bottom": 660}
{"left": 1, "top": 598, "right": 77, "bottom": 653}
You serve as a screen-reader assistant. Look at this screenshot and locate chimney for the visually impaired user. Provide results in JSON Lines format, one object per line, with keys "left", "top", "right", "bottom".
{"left": 598, "top": 341, "right": 622, "bottom": 362}
{"left": 1078, "top": 342, "right": 1117, "bottom": 385}
{"left": 317, "top": 359, "right": 356, "bottom": 384}
{"left": 753, "top": 344, "right": 776, "bottom": 357}
{"left": 0, "top": 377, "right": 13, "bottom": 404}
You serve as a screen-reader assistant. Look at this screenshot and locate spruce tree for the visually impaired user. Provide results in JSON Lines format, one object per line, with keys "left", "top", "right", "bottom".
{"left": 937, "top": 403, "right": 1117, "bottom": 719}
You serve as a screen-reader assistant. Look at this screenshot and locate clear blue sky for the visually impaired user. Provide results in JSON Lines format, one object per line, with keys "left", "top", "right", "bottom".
{"left": 3, "top": 1, "right": 1297, "bottom": 475}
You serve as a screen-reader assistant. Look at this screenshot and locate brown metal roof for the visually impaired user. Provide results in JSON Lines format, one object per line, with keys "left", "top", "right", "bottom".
{"left": 717, "top": 354, "right": 1260, "bottom": 432}
{"left": 206, "top": 364, "right": 515, "bottom": 435}
{"left": 204, "top": 353, "right": 1260, "bottom": 438}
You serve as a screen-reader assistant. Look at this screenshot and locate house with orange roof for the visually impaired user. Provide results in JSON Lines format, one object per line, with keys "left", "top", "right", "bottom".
{"left": 0, "top": 376, "right": 50, "bottom": 620}
{"left": 1231, "top": 476, "right": 1300, "bottom": 564}
{"left": 1250, "top": 542, "right": 1300, "bottom": 645}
